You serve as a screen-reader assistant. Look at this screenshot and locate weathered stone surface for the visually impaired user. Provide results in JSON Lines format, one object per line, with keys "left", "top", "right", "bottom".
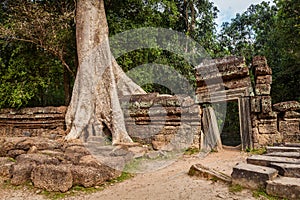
{"left": 0, "top": 157, "right": 14, "bottom": 179}
{"left": 71, "top": 165, "right": 112, "bottom": 188}
{"left": 279, "top": 120, "right": 299, "bottom": 136}
{"left": 257, "top": 133, "right": 283, "bottom": 146}
{"left": 16, "top": 154, "right": 60, "bottom": 165}
{"left": 273, "top": 101, "right": 300, "bottom": 112}
{"left": 255, "top": 84, "right": 271, "bottom": 95}
{"left": 15, "top": 137, "right": 62, "bottom": 151}
{"left": 257, "top": 111, "right": 277, "bottom": 119}
{"left": 223, "top": 77, "right": 251, "bottom": 89}
{"left": 31, "top": 164, "right": 73, "bottom": 192}
{"left": 256, "top": 75, "right": 272, "bottom": 84}
{"left": 270, "top": 163, "right": 300, "bottom": 178}
{"left": 39, "top": 150, "right": 65, "bottom": 161}
{"left": 231, "top": 163, "right": 278, "bottom": 189}
{"left": 252, "top": 128, "right": 259, "bottom": 143}
{"left": 189, "top": 164, "right": 231, "bottom": 183}
{"left": 247, "top": 155, "right": 300, "bottom": 167}
{"left": 258, "top": 119, "right": 278, "bottom": 134}
{"left": 11, "top": 162, "right": 36, "bottom": 185}
{"left": 283, "top": 111, "right": 300, "bottom": 119}
{"left": 0, "top": 138, "right": 23, "bottom": 157}
{"left": 196, "top": 56, "right": 249, "bottom": 81}
{"left": 0, "top": 106, "right": 67, "bottom": 137}
{"left": 285, "top": 143, "right": 300, "bottom": 147}
{"left": 252, "top": 56, "right": 267, "bottom": 67}
{"left": 261, "top": 96, "right": 272, "bottom": 114}
{"left": 266, "top": 177, "right": 300, "bottom": 200}
{"left": 251, "top": 96, "right": 261, "bottom": 113}
{"left": 267, "top": 146, "right": 300, "bottom": 153}
{"left": 7, "top": 149, "right": 27, "bottom": 159}
{"left": 265, "top": 152, "right": 300, "bottom": 159}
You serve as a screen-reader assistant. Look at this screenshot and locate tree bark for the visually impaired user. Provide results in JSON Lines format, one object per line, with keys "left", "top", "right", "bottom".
{"left": 65, "top": 0, "right": 145, "bottom": 144}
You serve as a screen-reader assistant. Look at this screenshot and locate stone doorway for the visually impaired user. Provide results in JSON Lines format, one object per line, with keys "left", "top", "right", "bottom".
{"left": 220, "top": 100, "right": 241, "bottom": 147}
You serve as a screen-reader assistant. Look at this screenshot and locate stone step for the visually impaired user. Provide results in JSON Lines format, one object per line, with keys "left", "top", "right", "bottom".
{"left": 266, "top": 177, "right": 300, "bottom": 200}
{"left": 284, "top": 143, "right": 300, "bottom": 148}
{"left": 270, "top": 163, "right": 300, "bottom": 178}
{"left": 265, "top": 152, "right": 300, "bottom": 159}
{"left": 231, "top": 163, "right": 278, "bottom": 190}
{"left": 247, "top": 155, "right": 300, "bottom": 167}
{"left": 266, "top": 146, "right": 300, "bottom": 153}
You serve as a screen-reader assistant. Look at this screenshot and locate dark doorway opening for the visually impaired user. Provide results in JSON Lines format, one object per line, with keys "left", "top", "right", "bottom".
{"left": 221, "top": 101, "right": 241, "bottom": 146}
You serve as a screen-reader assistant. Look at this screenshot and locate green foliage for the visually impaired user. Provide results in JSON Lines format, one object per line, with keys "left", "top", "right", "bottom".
{"left": 229, "top": 184, "right": 243, "bottom": 193}
{"left": 184, "top": 146, "right": 200, "bottom": 155}
{"left": 246, "top": 147, "right": 266, "bottom": 155}
{"left": 252, "top": 188, "right": 287, "bottom": 200}
{"left": 0, "top": 41, "right": 65, "bottom": 108}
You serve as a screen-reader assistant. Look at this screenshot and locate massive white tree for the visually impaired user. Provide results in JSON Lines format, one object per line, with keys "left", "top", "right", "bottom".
{"left": 65, "top": 0, "right": 145, "bottom": 144}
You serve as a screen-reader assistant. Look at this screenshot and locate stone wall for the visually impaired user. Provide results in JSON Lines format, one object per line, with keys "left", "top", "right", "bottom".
{"left": 0, "top": 106, "right": 66, "bottom": 138}
{"left": 120, "top": 93, "right": 201, "bottom": 150}
{"left": 251, "top": 56, "right": 300, "bottom": 147}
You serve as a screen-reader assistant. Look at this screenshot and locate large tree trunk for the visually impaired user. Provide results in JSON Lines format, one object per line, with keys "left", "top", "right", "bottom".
{"left": 65, "top": 0, "right": 145, "bottom": 144}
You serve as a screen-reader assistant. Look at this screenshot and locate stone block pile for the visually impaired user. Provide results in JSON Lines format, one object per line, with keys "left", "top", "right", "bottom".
{"left": 250, "top": 56, "right": 281, "bottom": 147}
{"left": 0, "top": 137, "right": 121, "bottom": 192}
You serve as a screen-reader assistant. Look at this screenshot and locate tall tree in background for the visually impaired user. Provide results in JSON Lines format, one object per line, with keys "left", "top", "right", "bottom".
{"left": 0, "top": 0, "right": 76, "bottom": 106}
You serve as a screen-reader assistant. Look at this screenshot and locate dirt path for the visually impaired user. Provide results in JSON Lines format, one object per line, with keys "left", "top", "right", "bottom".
{"left": 1, "top": 150, "right": 257, "bottom": 200}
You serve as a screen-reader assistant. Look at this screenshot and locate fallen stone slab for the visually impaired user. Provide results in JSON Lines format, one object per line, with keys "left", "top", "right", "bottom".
{"left": 247, "top": 155, "right": 300, "bottom": 167}
{"left": 266, "top": 146, "right": 300, "bottom": 153}
{"left": 266, "top": 177, "right": 300, "bottom": 200}
{"left": 231, "top": 163, "right": 278, "bottom": 190}
{"left": 188, "top": 164, "right": 232, "bottom": 183}
{"left": 270, "top": 163, "right": 300, "bottom": 178}
{"left": 265, "top": 152, "right": 300, "bottom": 159}
{"left": 31, "top": 164, "right": 73, "bottom": 192}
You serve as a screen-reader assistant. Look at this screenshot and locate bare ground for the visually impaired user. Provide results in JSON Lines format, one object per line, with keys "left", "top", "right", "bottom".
{"left": 0, "top": 150, "right": 259, "bottom": 200}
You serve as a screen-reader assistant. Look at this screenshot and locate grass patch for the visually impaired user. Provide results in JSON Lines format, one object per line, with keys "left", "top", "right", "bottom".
{"left": 246, "top": 147, "right": 266, "bottom": 155}
{"left": 252, "top": 188, "right": 287, "bottom": 200}
{"left": 229, "top": 184, "right": 243, "bottom": 193}
{"left": 109, "top": 171, "right": 134, "bottom": 183}
{"left": 184, "top": 147, "right": 200, "bottom": 155}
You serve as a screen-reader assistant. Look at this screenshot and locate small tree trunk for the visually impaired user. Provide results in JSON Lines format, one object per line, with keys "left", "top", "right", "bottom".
{"left": 65, "top": 0, "right": 145, "bottom": 144}
{"left": 63, "top": 68, "right": 71, "bottom": 105}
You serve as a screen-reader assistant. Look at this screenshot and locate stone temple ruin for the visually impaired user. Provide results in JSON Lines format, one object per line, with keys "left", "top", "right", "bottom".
{"left": 0, "top": 56, "right": 299, "bottom": 195}
{"left": 0, "top": 56, "right": 299, "bottom": 151}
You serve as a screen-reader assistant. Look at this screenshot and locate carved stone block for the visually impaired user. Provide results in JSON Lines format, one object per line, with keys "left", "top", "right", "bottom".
{"left": 251, "top": 96, "right": 261, "bottom": 113}
{"left": 258, "top": 119, "right": 278, "bottom": 134}
{"left": 255, "top": 84, "right": 271, "bottom": 95}
{"left": 261, "top": 96, "right": 272, "bottom": 114}
{"left": 256, "top": 75, "right": 272, "bottom": 84}
{"left": 279, "top": 120, "right": 300, "bottom": 136}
